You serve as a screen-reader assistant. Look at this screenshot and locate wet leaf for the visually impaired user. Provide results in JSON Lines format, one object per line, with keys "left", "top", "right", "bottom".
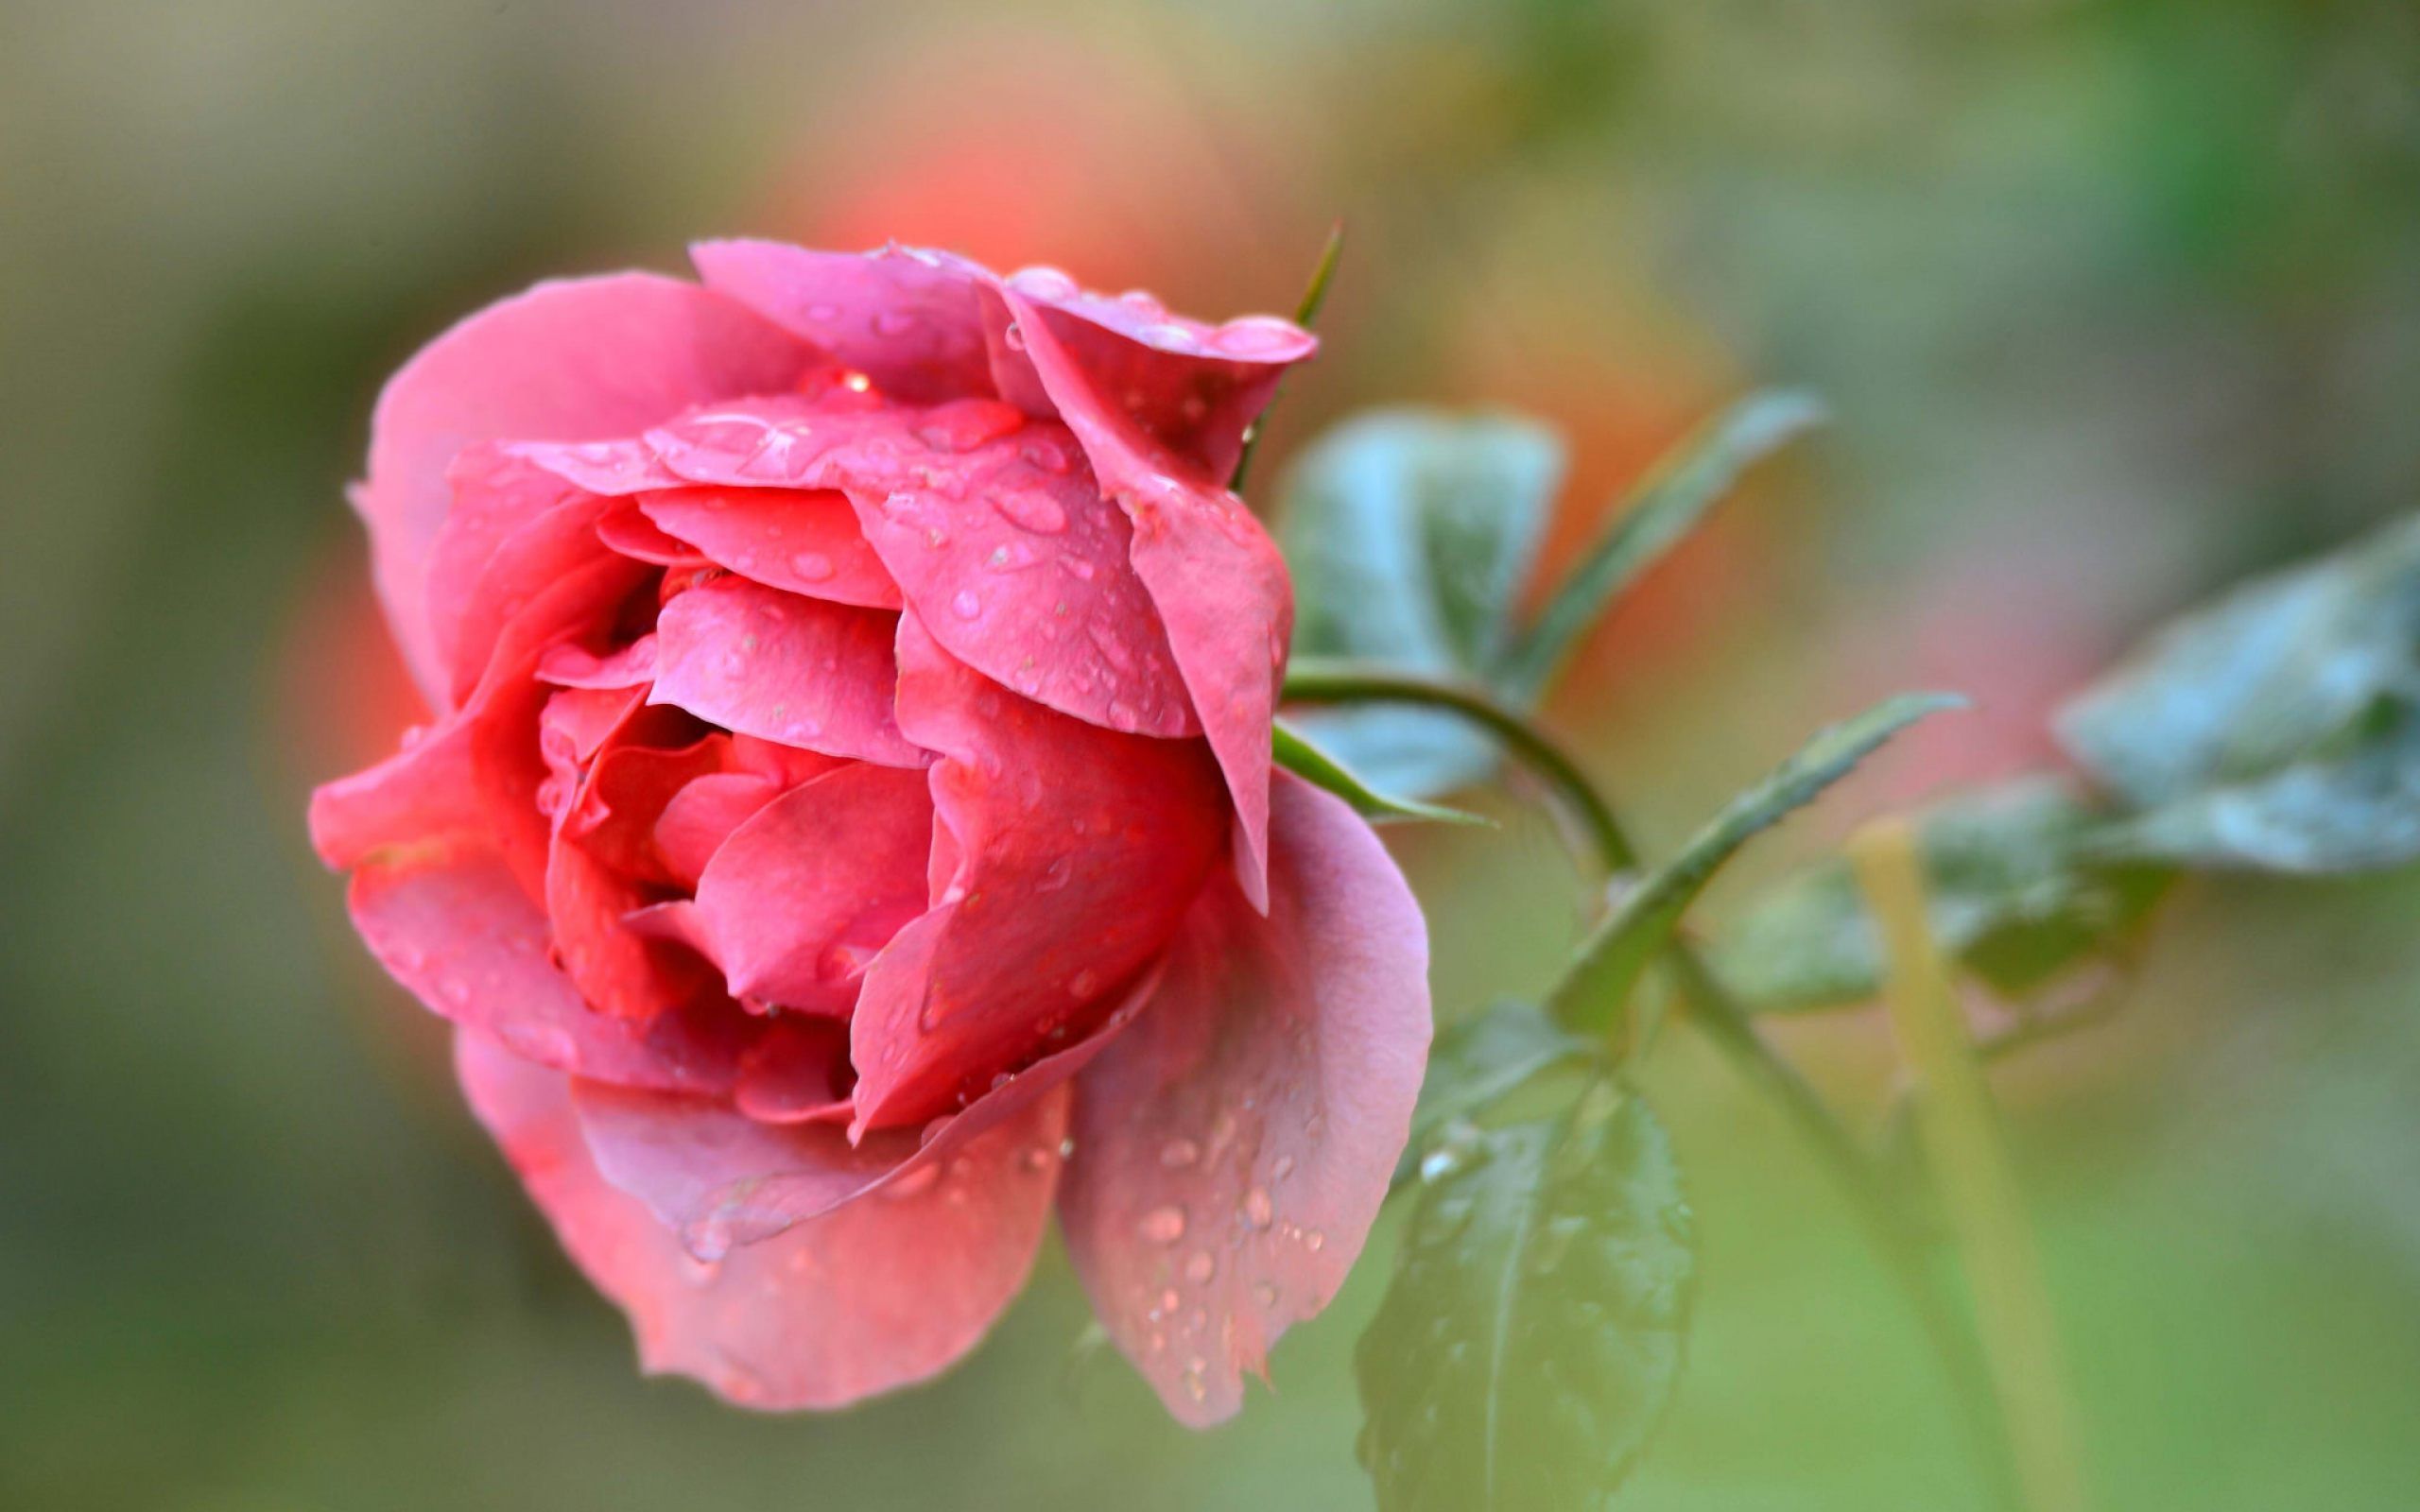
{"left": 1357, "top": 1080, "right": 1693, "bottom": 1512}
{"left": 1500, "top": 390, "right": 1825, "bottom": 701}
{"left": 1549, "top": 692, "right": 1964, "bottom": 1036}
{"left": 1278, "top": 410, "right": 1565, "bottom": 797}
{"left": 1393, "top": 1001, "right": 1596, "bottom": 1189}
{"left": 2086, "top": 702, "right": 2420, "bottom": 873}
{"left": 2059, "top": 515, "right": 2420, "bottom": 808}
{"left": 1274, "top": 718, "right": 1488, "bottom": 827}
{"left": 1717, "top": 776, "right": 2173, "bottom": 1012}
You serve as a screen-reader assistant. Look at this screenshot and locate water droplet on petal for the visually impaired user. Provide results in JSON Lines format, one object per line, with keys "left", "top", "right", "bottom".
{"left": 950, "top": 588, "right": 982, "bottom": 620}
{"left": 789, "top": 551, "right": 834, "bottom": 581}
{"left": 1138, "top": 1205, "right": 1187, "bottom": 1244}
{"left": 1184, "top": 1250, "right": 1216, "bottom": 1284}
{"left": 1243, "top": 1188, "right": 1273, "bottom": 1229}
{"left": 1160, "top": 1138, "right": 1201, "bottom": 1169}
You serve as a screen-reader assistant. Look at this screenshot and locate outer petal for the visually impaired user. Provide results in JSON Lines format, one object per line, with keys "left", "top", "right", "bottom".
{"left": 1001, "top": 289, "right": 1291, "bottom": 909}
{"left": 643, "top": 396, "right": 1198, "bottom": 740}
{"left": 308, "top": 553, "right": 648, "bottom": 877}
{"left": 846, "top": 617, "right": 1227, "bottom": 1131}
{"left": 685, "top": 763, "right": 934, "bottom": 1013}
{"left": 649, "top": 576, "right": 925, "bottom": 766}
{"left": 357, "top": 274, "right": 812, "bottom": 703}
{"left": 688, "top": 240, "right": 1313, "bottom": 481}
{"left": 988, "top": 266, "right": 1316, "bottom": 481}
{"left": 689, "top": 240, "right": 998, "bottom": 404}
{"left": 349, "top": 836, "right": 747, "bottom": 1091}
{"left": 1057, "top": 771, "right": 1430, "bottom": 1426}
{"left": 456, "top": 1030, "right": 1062, "bottom": 1410}
{"left": 638, "top": 487, "right": 902, "bottom": 609}
{"left": 576, "top": 960, "right": 1163, "bottom": 1259}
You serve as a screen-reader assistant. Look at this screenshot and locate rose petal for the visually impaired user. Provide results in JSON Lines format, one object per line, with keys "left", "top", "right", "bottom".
{"left": 639, "top": 486, "right": 902, "bottom": 609}
{"left": 545, "top": 824, "right": 717, "bottom": 1022}
{"left": 577, "top": 959, "right": 1162, "bottom": 1258}
{"left": 1056, "top": 771, "right": 1430, "bottom": 1425}
{"left": 562, "top": 730, "right": 727, "bottom": 885}
{"left": 649, "top": 576, "right": 925, "bottom": 766}
{"left": 457, "top": 1030, "right": 1061, "bottom": 1410}
{"left": 356, "top": 273, "right": 812, "bottom": 704}
{"left": 424, "top": 445, "right": 595, "bottom": 697}
{"left": 999, "top": 289, "right": 1288, "bottom": 910}
{"left": 350, "top": 837, "right": 747, "bottom": 1091}
{"left": 733, "top": 1018, "right": 858, "bottom": 1125}
{"left": 310, "top": 554, "right": 647, "bottom": 876}
{"left": 597, "top": 502, "right": 707, "bottom": 566}
{"left": 535, "top": 634, "right": 659, "bottom": 690}
{"left": 689, "top": 240, "right": 997, "bottom": 404}
{"left": 846, "top": 617, "right": 1225, "bottom": 1131}
{"left": 686, "top": 763, "right": 935, "bottom": 1014}
{"left": 644, "top": 395, "right": 1199, "bottom": 741}
{"left": 988, "top": 268, "right": 1315, "bottom": 481}
{"left": 652, "top": 772, "right": 777, "bottom": 891}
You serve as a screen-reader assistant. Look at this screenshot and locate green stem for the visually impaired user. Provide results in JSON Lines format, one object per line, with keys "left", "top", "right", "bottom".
{"left": 1279, "top": 660, "right": 1633, "bottom": 869}
{"left": 1278, "top": 660, "right": 2023, "bottom": 1510}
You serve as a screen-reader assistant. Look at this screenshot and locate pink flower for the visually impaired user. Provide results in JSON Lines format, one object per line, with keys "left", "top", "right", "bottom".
{"left": 308, "top": 242, "right": 1430, "bottom": 1422}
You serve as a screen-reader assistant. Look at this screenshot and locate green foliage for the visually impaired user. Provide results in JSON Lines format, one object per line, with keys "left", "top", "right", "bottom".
{"left": 1499, "top": 391, "right": 1826, "bottom": 701}
{"left": 1278, "top": 391, "right": 1820, "bottom": 800}
{"left": 1273, "top": 719, "right": 1489, "bottom": 827}
{"left": 1279, "top": 410, "right": 1566, "bottom": 795}
{"left": 2057, "top": 516, "right": 2420, "bottom": 872}
{"left": 1718, "top": 776, "right": 2173, "bottom": 1012}
{"left": 1549, "top": 694, "right": 1964, "bottom": 1035}
{"left": 1394, "top": 1001, "right": 1597, "bottom": 1189}
{"left": 1357, "top": 1079, "right": 1694, "bottom": 1512}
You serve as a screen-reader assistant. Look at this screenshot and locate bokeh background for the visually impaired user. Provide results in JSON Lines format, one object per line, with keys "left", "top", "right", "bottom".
{"left": 7, "top": 0, "right": 2420, "bottom": 1506}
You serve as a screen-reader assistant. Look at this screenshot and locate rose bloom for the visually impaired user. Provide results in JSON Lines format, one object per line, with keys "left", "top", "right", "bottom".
{"left": 306, "top": 242, "right": 1430, "bottom": 1423}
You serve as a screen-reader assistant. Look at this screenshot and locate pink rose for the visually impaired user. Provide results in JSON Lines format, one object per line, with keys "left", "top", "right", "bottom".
{"left": 308, "top": 242, "right": 1430, "bottom": 1422}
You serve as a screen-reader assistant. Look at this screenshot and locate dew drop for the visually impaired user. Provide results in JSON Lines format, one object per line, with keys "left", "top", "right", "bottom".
{"left": 789, "top": 551, "right": 834, "bottom": 582}
{"left": 1242, "top": 1188, "right": 1273, "bottom": 1230}
{"left": 1160, "top": 1138, "right": 1201, "bottom": 1169}
{"left": 1137, "top": 1205, "right": 1187, "bottom": 1244}
{"left": 1184, "top": 1250, "right": 1217, "bottom": 1284}
{"left": 950, "top": 588, "right": 983, "bottom": 620}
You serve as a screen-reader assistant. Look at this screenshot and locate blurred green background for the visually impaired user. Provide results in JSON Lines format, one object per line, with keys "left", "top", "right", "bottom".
{"left": 6, "top": 0, "right": 2420, "bottom": 1506}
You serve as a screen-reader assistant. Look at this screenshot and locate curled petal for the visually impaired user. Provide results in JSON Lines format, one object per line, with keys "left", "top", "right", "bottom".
{"left": 847, "top": 617, "right": 1225, "bottom": 1131}
{"left": 457, "top": 1030, "right": 1062, "bottom": 1410}
{"left": 650, "top": 576, "right": 925, "bottom": 766}
{"left": 639, "top": 487, "right": 901, "bottom": 609}
{"left": 1057, "top": 772, "right": 1430, "bottom": 1425}
{"left": 1001, "top": 289, "right": 1290, "bottom": 909}
{"left": 988, "top": 267, "right": 1314, "bottom": 481}
{"left": 357, "top": 274, "right": 811, "bottom": 703}
{"left": 686, "top": 763, "right": 935, "bottom": 1013}
{"left": 535, "top": 634, "right": 658, "bottom": 691}
{"left": 350, "top": 837, "right": 746, "bottom": 1091}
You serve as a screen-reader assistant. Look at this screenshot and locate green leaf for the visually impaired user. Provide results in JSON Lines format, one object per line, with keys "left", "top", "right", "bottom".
{"left": 1500, "top": 390, "right": 1825, "bottom": 701}
{"left": 1393, "top": 1001, "right": 1597, "bottom": 1189}
{"left": 1357, "top": 1079, "right": 1694, "bottom": 1512}
{"left": 1548, "top": 692, "right": 1965, "bottom": 1036}
{"left": 2058, "top": 515, "right": 2420, "bottom": 809}
{"left": 2085, "top": 702, "right": 2420, "bottom": 873}
{"left": 1716, "top": 776, "right": 2174, "bottom": 1012}
{"left": 1279, "top": 410, "right": 1566, "bottom": 797}
{"left": 1275, "top": 719, "right": 1489, "bottom": 827}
